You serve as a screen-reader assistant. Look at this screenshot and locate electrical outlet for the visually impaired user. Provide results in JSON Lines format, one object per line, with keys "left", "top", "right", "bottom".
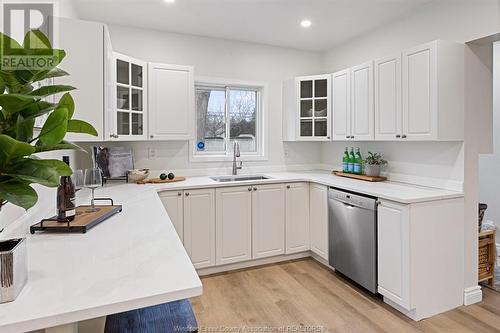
{"left": 148, "top": 148, "right": 157, "bottom": 160}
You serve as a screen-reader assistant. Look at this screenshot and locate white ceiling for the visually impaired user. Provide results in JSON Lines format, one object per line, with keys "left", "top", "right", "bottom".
{"left": 74, "top": 0, "right": 433, "bottom": 51}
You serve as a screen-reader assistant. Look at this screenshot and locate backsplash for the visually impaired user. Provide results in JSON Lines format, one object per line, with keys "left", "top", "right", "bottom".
{"left": 321, "top": 141, "right": 464, "bottom": 191}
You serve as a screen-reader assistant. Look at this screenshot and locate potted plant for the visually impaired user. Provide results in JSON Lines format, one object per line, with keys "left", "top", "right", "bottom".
{"left": 363, "top": 152, "right": 388, "bottom": 177}
{"left": 0, "top": 30, "right": 97, "bottom": 302}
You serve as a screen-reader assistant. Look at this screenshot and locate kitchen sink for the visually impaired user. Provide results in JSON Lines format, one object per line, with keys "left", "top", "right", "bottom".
{"left": 210, "top": 175, "right": 271, "bottom": 182}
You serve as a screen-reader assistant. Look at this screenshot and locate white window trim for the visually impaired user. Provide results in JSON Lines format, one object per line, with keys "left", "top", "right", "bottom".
{"left": 189, "top": 77, "right": 268, "bottom": 162}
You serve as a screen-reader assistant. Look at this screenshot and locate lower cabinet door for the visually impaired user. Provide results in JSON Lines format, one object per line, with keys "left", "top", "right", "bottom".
{"left": 183, "top": 188, "right": 216, "bottom": 269}
{"left": 285, "top": 183, "right": 310, "bottom": 254}
{"left": 252, "top": 184, "right": 285, "bottom": 259}
{"left": 377, "top": 200, "right": 411, "bottom": 310}
{"left": 309, "top": 184, "right": 328, "bottom": 260}
{"left": 216, "top": 186, "right": 252, "bottom": 265}
{"left": 159, "top": 190, "right": 184, "bottom": 243}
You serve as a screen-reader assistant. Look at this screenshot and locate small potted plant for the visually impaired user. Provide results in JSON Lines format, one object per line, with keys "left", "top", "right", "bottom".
{"left": 363, "top": 152, "right": 388, "bottom": 177}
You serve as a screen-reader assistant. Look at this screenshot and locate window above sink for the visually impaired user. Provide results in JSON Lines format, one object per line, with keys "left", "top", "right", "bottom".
{"left": 190, "top": 77, "right": 268, "bottom": 162}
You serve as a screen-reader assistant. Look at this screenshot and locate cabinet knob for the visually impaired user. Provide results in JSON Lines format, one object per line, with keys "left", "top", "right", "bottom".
{"left": 346, "top": 135, "right": 350, "bottom": 139}
{"left": 396, "top": 134, "right": 401, "bottom": 138}
{"left": 327, "top": 136, "right": 331, "bottom": 140}
{"left": 178, "top": 192, "right": 182, "bottom": 196}
{"left": 286, "top": 185, "right": 291, "bottom": 189}
{"left": 351, "top": 136, "right": 355, "bottom": 139}
{"left": 253, "top": 187, "right": 257, "bottom": 191}
{"left": 402, "top": 134, "right": 407, "bottom": 139}
{"left": 185, "top": 192, "right": 190, "bottom": 197}
{"left": 248, "top": 187, "right": 252, "bottom": 191}
{"left": 150, "top": 135, "right": 154, "bottom": 139}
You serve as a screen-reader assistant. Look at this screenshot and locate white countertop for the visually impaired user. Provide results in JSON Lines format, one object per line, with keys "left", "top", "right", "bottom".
{"left": 0, "top": 186, "right": 202, "bottom": 333}
{"left": 0, "top": 170, "right": 462, "bottom": 332}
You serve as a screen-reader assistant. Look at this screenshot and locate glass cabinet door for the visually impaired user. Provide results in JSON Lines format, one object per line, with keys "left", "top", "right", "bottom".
{"left": 114, "top": 53, "right": 146, "bottom": 139}
{"left": 298, "top": 76, "right": 330, "bottom": 139}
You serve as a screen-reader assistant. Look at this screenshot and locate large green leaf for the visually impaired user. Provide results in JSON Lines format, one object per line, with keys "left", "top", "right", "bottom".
{"left": 0, "top": 180, "right": 38, "bottom": 210}
{"left": 23, "top": 30, "right": 52, "bottom": 49}
{"left": 31, "top": 68, "right": 69, "bottom": 83}
{"left": 15, "top": 114, "right": 35, "bottom": 142}
{"left": 0, "top": 134, "right": 35, "bottom": 166}
{"left": 34, "top": 140, "right": 86, "bottom": 153}
{"left": 37, "top": 107, "right": 68, "bottom": 145}
{"left": 0, "top": 32, "right": 23, "bottom": 55}
{"left": 0, "top": 71, "right": 23, "bottom": 93}
{"left": 58, "top": 93, "right": 75, "bottom": 119}
{"left": 4, "top": 158, "right": 71, "bottom": 187}
{"left": 0, "top": 93, "right": 37, "bottom": 113}
{"left": 67, "top": 119, "right": 98, "bottom": 136}
{"left": 28, "top": 85, "right": 75, "bottom": 98}
{"left": 20, "top": 100, "right": 56, "bottom": 118}
{"left": 0, "top": 76, "right": 5, "bottom": 94}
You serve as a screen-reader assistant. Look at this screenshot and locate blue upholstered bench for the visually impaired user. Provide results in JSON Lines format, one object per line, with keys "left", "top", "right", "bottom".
{"left": 104, "top": 299, "right": 198, "bottom": 333}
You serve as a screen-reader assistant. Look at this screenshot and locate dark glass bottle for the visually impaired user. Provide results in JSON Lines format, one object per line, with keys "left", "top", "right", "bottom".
{"left": 57, "top": 156, "right": 76, "bottom": 221}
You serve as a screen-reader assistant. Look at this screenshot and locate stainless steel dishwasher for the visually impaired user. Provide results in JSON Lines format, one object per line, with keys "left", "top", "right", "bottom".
{"left": 328, "top": 187, "right": 378, "bottom": 293}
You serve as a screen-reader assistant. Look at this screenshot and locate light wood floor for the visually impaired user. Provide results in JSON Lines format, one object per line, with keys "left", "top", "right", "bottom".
{"left": 191, "top": 258, "right": 500, "bottom": 333}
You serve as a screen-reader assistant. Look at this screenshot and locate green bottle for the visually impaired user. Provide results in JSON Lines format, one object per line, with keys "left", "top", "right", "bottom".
{"left": 342, "top": 147, "right": 349, "bottom": 172}
{"left": 354, "top": 148, "right": 362, "bottom": 174}
{"left": 347, "top": 148, "right": 355, "bottom": 173}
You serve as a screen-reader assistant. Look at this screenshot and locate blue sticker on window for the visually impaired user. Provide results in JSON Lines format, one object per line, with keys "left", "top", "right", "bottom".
{"left": 197, "top": 141, "right": 205, "bottom": 151}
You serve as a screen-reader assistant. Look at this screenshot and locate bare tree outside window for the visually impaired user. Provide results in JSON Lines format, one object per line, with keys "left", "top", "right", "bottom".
{"left": 195, "top": 85, "right": 259, "bottom": 155}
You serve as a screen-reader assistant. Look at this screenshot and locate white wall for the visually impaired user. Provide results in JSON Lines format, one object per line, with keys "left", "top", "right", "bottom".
{"left": 321, "top": 0, "right": 500, "bottom": 298}
{"left": 76, "top": 24, "right": 324, "bottom": 174}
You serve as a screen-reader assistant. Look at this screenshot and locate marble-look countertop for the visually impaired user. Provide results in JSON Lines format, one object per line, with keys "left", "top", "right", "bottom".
{"left": 0, "top": 170, "right": 462, "bottom": 332}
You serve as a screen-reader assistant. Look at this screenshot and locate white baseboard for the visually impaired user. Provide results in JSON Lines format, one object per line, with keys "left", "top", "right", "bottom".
{"left": 464, "top": 285, "right": 482, "bottom": 305}
{"left": 197, "top": 251, "right": 311, "bottom": 276}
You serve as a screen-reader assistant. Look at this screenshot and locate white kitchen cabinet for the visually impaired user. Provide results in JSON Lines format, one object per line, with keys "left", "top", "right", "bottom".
{"left": 215, "top": 186, "right": 252, "bottom": 265}
{"left": 401, "top": 40, "right": 464, "bottom": 141}
{"left": 252, "top": 184, "right": 286, "bottom": 259}
{"left": 377, "top": 198, "right": 465, "bottom": 320}
{"left": 375, "top": 55, "right": 402, "bottom": 140}
{"left": 148, "top": 63, "right": 194, "bottom": 140}
{"left": 285, "top": 183, "right": 310, "bottom": 254}
{"left": 377, "top": 200, "right": 411, "bottom": 310}
{"left": 351, "top": 61, "right": 374, "bottom": 140}
{"left": 332, "top": 62, "right": 374, "bottom": 141}
{"left": 283, "top": 75, "right": 331, "bottom": 141}
{"left": 109, "top": 53, "right": 148, "bottom": 141}
{"left": 183, "top": 188, "right": 216, "bottom": 269}
{"left": 332, "top": 69, "right": 351, "bottom": 140}
{"left": 309, "top": 184, "right": 328, "bottom": 261}
{"left": 53, "top": 18, "right": 111, "bottom": 142}
{"left": 159, "top": 190, "right": 184, "bottom": 243}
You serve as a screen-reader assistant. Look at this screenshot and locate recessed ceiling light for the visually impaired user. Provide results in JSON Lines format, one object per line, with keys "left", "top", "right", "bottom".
{"left": 164, "top": 0, "right": 175, "bottom": 3}
{"left": 300, "top": 19, "right": 312, "bottom": 28}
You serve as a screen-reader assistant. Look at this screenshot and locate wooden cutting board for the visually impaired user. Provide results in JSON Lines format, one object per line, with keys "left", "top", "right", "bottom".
{"left": 333, "top": 171, "right": 387, "bottom": 182}
{"left": 30, "top": 205, "right": 123, "bottom": 234}
{"left": 137, "top": 176, "right": 186, "bottom": 184}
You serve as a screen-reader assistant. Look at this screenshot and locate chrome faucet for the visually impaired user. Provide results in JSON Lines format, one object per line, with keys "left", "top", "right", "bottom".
{"left": 232, "top": 141, "right": 243, "bottom": 175}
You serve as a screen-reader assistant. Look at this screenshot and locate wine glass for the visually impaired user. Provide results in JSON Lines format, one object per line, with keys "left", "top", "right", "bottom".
{"left": 84, "top": 168, "right": 102, "bottom": 212}
{"left": 72, "top": 169, "right": 84, "bottom": 192}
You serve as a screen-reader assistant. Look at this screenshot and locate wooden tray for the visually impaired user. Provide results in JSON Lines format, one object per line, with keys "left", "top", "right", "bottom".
{"left": 137, "top": 176, "right": 186, "bottom": 184}
{"left": 30, "top": 205, "right": 122, "bottom": 234}
{"left": 333, "top": 171, "right": 387, "bottom": 182}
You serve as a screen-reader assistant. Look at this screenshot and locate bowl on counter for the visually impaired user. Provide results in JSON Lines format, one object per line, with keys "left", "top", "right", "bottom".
{"left": 127, "top": 169, "right": 150, "bottom": 183}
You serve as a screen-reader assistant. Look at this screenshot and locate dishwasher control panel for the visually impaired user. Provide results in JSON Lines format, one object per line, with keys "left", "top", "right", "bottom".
{"left": 328, "top": 188, "right": 377, "bottom": 211}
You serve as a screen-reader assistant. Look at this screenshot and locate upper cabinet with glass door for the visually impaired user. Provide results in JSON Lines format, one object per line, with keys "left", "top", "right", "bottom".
{"left": 110, "top": 53, "right": 148, "bottom": 140}
{"left": 296, "top": 75, "right": 331, "bottom": 141}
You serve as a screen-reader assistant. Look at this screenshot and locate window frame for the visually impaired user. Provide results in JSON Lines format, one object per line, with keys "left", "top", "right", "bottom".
{"left": 190, "top": 77, "right": 268, "bottom": 162}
